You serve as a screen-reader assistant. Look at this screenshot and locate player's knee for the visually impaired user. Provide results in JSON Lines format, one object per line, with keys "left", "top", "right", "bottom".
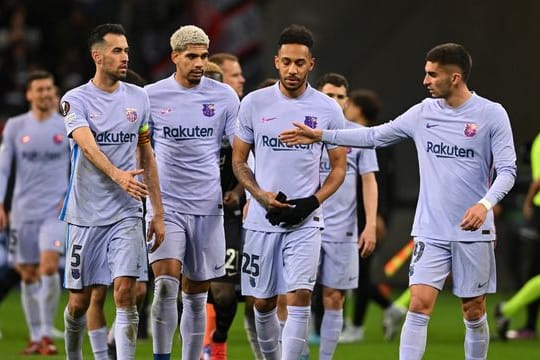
{"left": 461, "top": 296, "right": 486, "bottom": 321}
{"left": 68, "top": 295, "right": 90, "bottom": 317}
{"left": 114, "top": 278, "right": 137, "bottom": 307}
{"left": 254, "top": 297, "right": 277, "bottom": 313}
{"left": 323, "top": 288, "right": 344, "bottom": 310}
{"left": 287, "top": 288, "right": 312, "bottom": 306}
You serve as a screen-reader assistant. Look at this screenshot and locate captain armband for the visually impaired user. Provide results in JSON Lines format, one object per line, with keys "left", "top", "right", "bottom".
{"left": 138, "top": 123, "right": 150, "bottom": 145}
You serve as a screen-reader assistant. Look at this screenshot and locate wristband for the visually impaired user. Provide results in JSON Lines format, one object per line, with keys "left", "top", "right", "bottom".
{"left": 478, "top": 198, "right": 493, "bottom": 211}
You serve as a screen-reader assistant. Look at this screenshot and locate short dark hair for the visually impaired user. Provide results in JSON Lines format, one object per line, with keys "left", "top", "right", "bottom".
{"left": 88, "top": 23, "right": 126, "bottom": 52}
{"left": 316, "top": 73, "right": 349, "bottom": 92}
{"left": 426, "top": 43, "right": 472, "bottom": 83}
{"left": 209, "top": 53, "right": 239, "bottom": 67}
{"left": 278, "top": 24, "right": 314, "bottom": 50}
{"left": 348, "top": 89, "right": 382, "bottom": 123}
{"left": 26, "top": 70, "right": 53, "bottom": 89}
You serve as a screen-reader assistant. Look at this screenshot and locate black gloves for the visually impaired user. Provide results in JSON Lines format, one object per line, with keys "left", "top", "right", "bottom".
{"left": 266, "top": 194, "right": 320, "bottom": 227}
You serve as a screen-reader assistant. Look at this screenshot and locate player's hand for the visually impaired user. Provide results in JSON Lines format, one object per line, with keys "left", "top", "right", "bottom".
{"left": 223, "top": 190, "right": 241, "bottom": 208}
{"left": 147, "top": 213, "right": 165, "bottom": 253}
{"left": 523, "top": 200, "right": 533, "bottom": 220}
{"left": 268, "top": 195, "right": 319, "bottom": 227}
{"left": 257, "top": 191, "right": 290, "bottom": 212}
{"left": 113, "top": 169, "right": 149, "bottom": 200}
{"left": 0, "top": 206, "right": 7, "bottom": 231}
{"left": 358, "top": 225, "right": 376, "bottom": 258}
{"left": 460, "top": 203, "right": 488, "bottom": 231}
{"left": 279, "top": 122, "right": 323, "bottom": 145}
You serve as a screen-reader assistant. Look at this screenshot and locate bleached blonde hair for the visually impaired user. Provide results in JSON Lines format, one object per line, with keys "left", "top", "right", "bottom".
{"left": 170, "top": 25, "right": 209, "bottom": 51}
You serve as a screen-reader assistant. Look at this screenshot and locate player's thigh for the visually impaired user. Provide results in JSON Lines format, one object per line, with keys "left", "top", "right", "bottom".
{"left": 148, "top": 214, "right": 186, "bottom": 269}
{"left": 9, "top": 221, "right": 40, "bottom": 265}
{"left": 451, "top": 240, "right": 496, "bottom": 298}
{"left": 108, "top": 217, "right": 145, "bottom": 281}
{"left": 64, "top": 224, "right": 110, "bottom": 290}
{"left": 241, "top": 230, "right": 283, "bottom": 298}
{"left": 318, "top": 239, "right": 359, "bottom": 290}
{"left": 409, "top": 237, "right": 452, "bottom": 291}
{"left": 282, "top": 227, "right": 321, "bottom": 293}
{"left": 38, "top": 217, "right": 65, "bottom": 255}
{"left": 183, "top": 215, "right": 226, "bottom": 282}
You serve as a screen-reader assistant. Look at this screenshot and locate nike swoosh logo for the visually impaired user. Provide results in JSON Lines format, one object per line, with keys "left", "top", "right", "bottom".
{"left": 214, "top": 263, "right": 225, "bottom": 270}
{"left": 308, "top": 277, "right": 317, "bottom": 283}
{"left": 261, "top": 117, "right": 277, "bottom": 122}
{"left": 477, "top": 281, "right": 489, "bottom": 288}
{"left": 426, "top": 123, "right": 439, "bottom": 129}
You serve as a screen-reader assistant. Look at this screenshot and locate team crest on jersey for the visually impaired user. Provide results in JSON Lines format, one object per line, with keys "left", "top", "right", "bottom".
{"left": 53, "top": 134, "right": 64, "bottom": 144}
{"left": 125, "top": 108, "right": 138, "bottom": 123}
{"left": 20, "top": 135, "right": 31, "bottom": 144}
{"left": 304, "top": 116, "right": 318, "bottom": 129}
{"left": 464, "top": 123, "right": 478, "bottom": 137}
{"left": 59, "top": 101, "right": 70, "bottom": 116}
{"left": 202, "top": 104, "right": 215, "bottom": 117}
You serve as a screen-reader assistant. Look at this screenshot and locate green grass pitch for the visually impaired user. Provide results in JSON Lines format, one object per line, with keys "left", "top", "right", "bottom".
{"left": 0, "top": 289, "right": 538, "bottom": 359}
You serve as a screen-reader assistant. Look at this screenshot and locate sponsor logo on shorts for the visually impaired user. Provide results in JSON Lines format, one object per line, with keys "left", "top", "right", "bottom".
{"left": 214, "top": 263, "right": 225, "bottom": 271}
{"left": 249, "top": 276, "right": 256, "bottom": 287}
{"left": 409, "top": 265, "right": 414, "bottom": 276}
{"left": 477, "top": 281, "right": 488, "bottom": 289}
{"left": 308, "top": 276, "right": 316, "bottom": 283}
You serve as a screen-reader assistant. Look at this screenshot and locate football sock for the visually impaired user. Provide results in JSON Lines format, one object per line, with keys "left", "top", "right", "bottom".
{"left": 115, "top": 306, "right": 139, "bottom": 360}
{"left": 464, "top": 313, "right": 489, "bottom": 360}
{"left": 21, "top": 281, "right": 41, "bottom": 341}
{"left": 88, "top": 326, "right": 108, "bottom": 360}
{"left": 254, "top": 307, "right": 280, "bottom": 360}
{"left": 151, "top": 276, "right": 179, "bottom": 356}
{"left": 180, "top": 291, "right": 207, "bottom": 360}
{"left": 64, "top": 307, "right": 86, "bottom": 360}
{"left": 399, "top": 311, "right": 429, "bottom": 360}
{"left": 39, "top": 273, "right": 60, "bottom": 338}
{"left": 319, "top": 309, "right": 343, "bottom": 360}
{"left": 282, "top": 305, "right": 310, "bottom": 360}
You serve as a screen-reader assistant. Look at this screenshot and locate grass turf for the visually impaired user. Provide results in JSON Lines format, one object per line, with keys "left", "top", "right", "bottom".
{"left": 0, "top": 289, "right": 538, "bottom": 359}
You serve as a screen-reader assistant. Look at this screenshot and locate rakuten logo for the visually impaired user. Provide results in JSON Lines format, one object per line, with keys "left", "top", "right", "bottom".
{"left": 163, "top": 126, "right": 214, "bottom": 140}
{"left": 95, "top": 131, "right": 137, "bottom": 145}
{"left": 262, "top": 135, "right": 313, "bottom": 151}
{"left": 426, "top": 141, "right": 474, "bottom": 158}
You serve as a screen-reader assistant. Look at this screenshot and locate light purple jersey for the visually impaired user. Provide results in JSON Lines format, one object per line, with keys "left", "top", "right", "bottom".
{"left": 59, "top": 81, "right": 150, "bottom": 226}
{"left": 145, "top": 75, "right": 239, "bottom": 215}
{"left": 320, "top": 122, "right": 378, "bottom": 242}
{"left": 0, "top": 112, "right": 69, "bottom": 226}
{"left": 322, "top": 93, "right": 517, "bottom": 241}
{"left": 236, "top": 82, "right": 346, "bottom": 232}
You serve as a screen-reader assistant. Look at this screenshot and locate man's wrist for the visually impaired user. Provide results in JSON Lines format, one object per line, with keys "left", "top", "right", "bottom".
{"left": 478, "top": 198, "right": 493, "bottom": 211}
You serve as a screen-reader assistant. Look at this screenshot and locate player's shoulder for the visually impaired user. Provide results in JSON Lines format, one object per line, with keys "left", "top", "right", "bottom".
{"left": 203, "top": 77, "right": 239, "bottom": 102}
{"left": 470, "top": 92, "right": 506, "bottom": 113}
{"left": 4, "top": 111, "right": 30, "bottom": 132}
{"left": 240, "top": 84, "right": 276, "bottom": 106}
{"left": 144, "top": 75, "right": 171, "bottom": 95}
{"left": 62, "top": 81, "right": 92, "bottom": 103}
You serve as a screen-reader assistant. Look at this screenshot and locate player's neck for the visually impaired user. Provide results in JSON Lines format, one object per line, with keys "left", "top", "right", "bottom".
{"left": 31, "top": 107, "right": 53, "bottom": 121}
{"left": 174, "top": 73, "right": 198, "bottom": 89}
{"left": 279, "top": 81, "right": 308, "bottom": 99}
{"left": 444, "top": 86, "right": 472, "bottom": 108}
{"left": 92, "top": 73, "right": 120, "bottom": 93}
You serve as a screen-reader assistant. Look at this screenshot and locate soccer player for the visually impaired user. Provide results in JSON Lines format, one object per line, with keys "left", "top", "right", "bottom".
{"left": 209, "top": 53, "right": 246, "bottom": 97}
{"left": 0, "top": 70, "right": 69, "bottom": 355}
{"left": 60, "top": 23, "right": 165, "bottom": 360}
{"left": 232, "top": 24, "right": 347, "bottom": 360}
{"left": 495, "top": 134, "right": 540, "bottom": 340}
{"left": 280, "top": 42, "right": 517, "bottom": 360}
{"left": 315, "top": 75, "right": 379, "bottom": 359}
{"left": 145, "top": 25, "right": 239, "bottom": 360}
